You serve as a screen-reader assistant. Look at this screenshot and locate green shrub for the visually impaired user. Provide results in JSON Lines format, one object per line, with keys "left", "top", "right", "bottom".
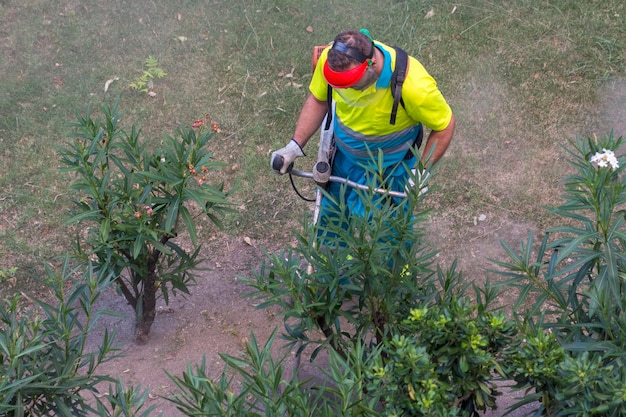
{"left": 246, "top": 161, "right": 438, "bottom": 359}
{"left": 505, "top": 331, "right": 626, "bottom": 416}
{"left": 171, "top": 255, "right": 516, "bottom": 417}
{"left": 494, "top": 133, "right": 626, "bottom": 415}
{"left": 166, "top": 329, "right": 381, "bottom": 417}
{"left": 369, "top": 270, "right": 517, "bottom": 417}
{"left": 0, "top": 259, "right": 154, "bottom": 416}
{"left": 119, "top": 134, "right": 626, "bottom": 416}
{"left": 58, "top": 100, "right": 230, "bottom": 343}
{"left": 504, "top": 326, "right": 566, "bottom": 412}
{"left": 244, "top": 160, "right": 518, "bottom": 415}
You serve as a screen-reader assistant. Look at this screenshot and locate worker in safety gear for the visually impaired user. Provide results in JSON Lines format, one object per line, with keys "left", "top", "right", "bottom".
{"left": 271, "top": 29, "right": 455, "bottom": 224}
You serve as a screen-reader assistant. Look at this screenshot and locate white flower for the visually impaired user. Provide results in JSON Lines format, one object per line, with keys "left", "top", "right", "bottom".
{"left": 590, "top": 149, "right": 619, "bottom": 170}
{"left": 160, "top": 157, "right": 166, "bottom": 163}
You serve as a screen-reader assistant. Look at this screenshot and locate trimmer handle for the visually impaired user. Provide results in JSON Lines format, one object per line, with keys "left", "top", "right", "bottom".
{"left": 271, "top": 154, "right": 294, "bottom": 173}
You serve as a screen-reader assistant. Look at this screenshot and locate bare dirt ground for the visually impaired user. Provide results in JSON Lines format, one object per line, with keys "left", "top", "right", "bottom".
{"left": 88, "top": 236, "right": 286, "bottom": 416}
{"left": 88, "top": 222, "right": 539, "bottom": 417}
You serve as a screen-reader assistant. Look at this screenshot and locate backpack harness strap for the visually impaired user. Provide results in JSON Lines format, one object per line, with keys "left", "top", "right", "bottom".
{"left": 389, "top": 47, "right": 424, "bottom": 156}
{"left": 390, "top": 46, "right": 408, "bottom": 125}
{"left": 325, "top": 84, "right": 333, "bottom": 130}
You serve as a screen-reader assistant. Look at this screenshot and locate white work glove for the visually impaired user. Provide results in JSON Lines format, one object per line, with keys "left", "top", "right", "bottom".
{"left": 406, "top": 167, "right": 431, "bottom": 196}
{"left": 270, "top": 139, "right": 305, "bottom": 174}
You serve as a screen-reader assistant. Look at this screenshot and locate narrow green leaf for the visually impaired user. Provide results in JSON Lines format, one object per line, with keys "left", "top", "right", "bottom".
{"left": 179, "top": 205, "right": 197, "bottom": 245}
{"left": 99, "top": 218, "right": 110, "bottom": 242}
{"left": 132, "top": 234, "right": 144, "bottom": 259}
{"left": 151, "top": 239, "right": 174, "bottom": 256}
{"left": 139, "top": 171, "right": 175, "bottom": 184}
{"left": 555, "top": 232, "right": 600, "bottom": 263}
{"left": 53, "top": 396, "right": 73, "bottom": 417}
{"left": 66, "top": 209, "right": 102, "bottom": 225}
{"left": 164, "top": 198, "right": 180, "bottom": 232}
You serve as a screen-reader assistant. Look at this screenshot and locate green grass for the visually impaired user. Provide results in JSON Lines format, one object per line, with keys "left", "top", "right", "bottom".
{"left": 1, "top": 0, "right": 625, "bottom": 293}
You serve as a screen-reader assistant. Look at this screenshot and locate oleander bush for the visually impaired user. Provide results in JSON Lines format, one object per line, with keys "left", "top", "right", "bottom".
{"left": 0, "top": 259, "right": 154, "bottom": 416}
{"left": 495, "top": 133, "right": 626, "bottom": 415}
{"left": 58, "top": 100, "right": 230, "bottom": 343}
{"left": 244, "top": 160, "right": 518, "bottom": 416}
{"left": 9, "top": 134, "right": 626, "bottom": 416}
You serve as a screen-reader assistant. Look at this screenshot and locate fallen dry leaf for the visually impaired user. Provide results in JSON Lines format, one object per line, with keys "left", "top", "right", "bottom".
{"left": 244, "top": 236, "right": 252, "bottom": 246}
{"left": 306, "top": 25, "right": 314, "bottom": 33}
{"left": 104, "top": 77, "right": 119, "bottom": 93}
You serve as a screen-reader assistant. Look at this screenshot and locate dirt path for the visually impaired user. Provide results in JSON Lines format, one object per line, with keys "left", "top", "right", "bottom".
{"left": 88, "top": 237, "right": 284, "bottom": 416}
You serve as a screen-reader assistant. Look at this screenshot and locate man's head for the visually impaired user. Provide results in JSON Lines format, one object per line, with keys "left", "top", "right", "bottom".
{"left": 323, "top": 30, "right": 377, "bottom": 89}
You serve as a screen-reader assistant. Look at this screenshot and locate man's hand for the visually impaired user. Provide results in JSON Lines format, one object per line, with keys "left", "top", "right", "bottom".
{"left": 270, "top": 139, "right": 305, "bottom": 174}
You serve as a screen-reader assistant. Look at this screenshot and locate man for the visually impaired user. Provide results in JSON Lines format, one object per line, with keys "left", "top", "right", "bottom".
{"left": 272, "top": 29, "right": 455, "bottom": 225}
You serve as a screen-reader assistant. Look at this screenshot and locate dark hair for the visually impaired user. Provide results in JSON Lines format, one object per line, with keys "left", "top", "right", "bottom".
{"left": 327, "top": 30, "right": 374, "bottom": 71}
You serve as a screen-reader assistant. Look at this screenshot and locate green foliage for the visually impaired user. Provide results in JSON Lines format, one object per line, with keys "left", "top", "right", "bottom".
{"left": 495, "top": 133, "right": 626, "bottom": 343}
{"left": 165, "top": 300, "right": 516, "bottom": 417}
{"left": 167, "top": 135, "right": 626, "bottom": 415}
{"left": 247, "top": 162, "right": 438, "bottom": 359}
{"left": 0, "top": 267, "right": 17, "bottom": 287}
{"left": 245, "top": 161, "right": 517, "bottom": 415}
{"left": 166, "top": 329, "right": 381, "bottom": 417}
{"left": 504, "top": 327, "right": 566, "bottom": 412}
{"left": 505, "top": 332, "right": 626, "bottom": 416}
{"left": 369, "top": 273, "right": 517, "bottom": 417}
{"left": 554, "top": 351, "right": 626, "bottom": 416}
{"left": 370, "top": 334, "right": 456, "bottom": 417}
{"left": 97, "top": 379, "right": 158, "bottom": 417}
{"left": 0, "top": 258, "right": 155, "bottom": 417}
{"left": 58, "top": 99, "right": 230, "bottom": 343}
{"left": 129, "top": 56, "right": 167, "bottom": 94}
{"left": 494, "top": 133, "right": 626, "bottom": 414}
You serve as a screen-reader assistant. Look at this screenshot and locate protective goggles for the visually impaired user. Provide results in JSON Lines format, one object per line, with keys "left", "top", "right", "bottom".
{"left": 323, "top": 41, "right": 374, "bottom": 89}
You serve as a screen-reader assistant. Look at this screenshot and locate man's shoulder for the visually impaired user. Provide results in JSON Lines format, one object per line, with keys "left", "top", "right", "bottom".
{"left": 404, "top": 56, "right": 437, "bottom": 91}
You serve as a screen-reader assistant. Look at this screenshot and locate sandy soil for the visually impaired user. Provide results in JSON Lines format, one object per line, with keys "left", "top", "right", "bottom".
{"left": 87, "top": 237, "right": 284, "bottom": 416}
